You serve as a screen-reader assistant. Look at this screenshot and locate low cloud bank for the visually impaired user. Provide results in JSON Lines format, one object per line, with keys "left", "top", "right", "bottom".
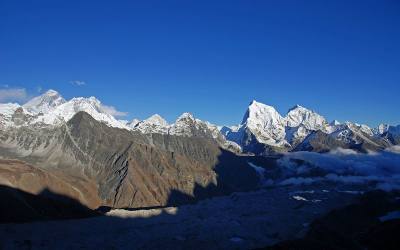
{"left": 276, "top": 148, "right": 400, "bottom": 191}
{"left": 0, "top": 88, "right": 28, "bottom": 103}
{"left": 99, "top": 104, "right": 128, "bottom": 118}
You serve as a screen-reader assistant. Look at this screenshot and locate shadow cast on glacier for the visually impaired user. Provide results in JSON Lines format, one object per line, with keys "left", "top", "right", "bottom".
{"left": 0, "top": 184, "right": 98, "bottom": 224}
{"left": 264, "top": 190, "right": 400, "bottom": 250}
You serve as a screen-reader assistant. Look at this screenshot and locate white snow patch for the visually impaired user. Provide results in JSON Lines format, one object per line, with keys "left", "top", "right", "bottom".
{"left": 229, "top": 237, "right": 244, "bottom": 243}
{"left": 292, "top": 195, "right": 308, "bottom": 201}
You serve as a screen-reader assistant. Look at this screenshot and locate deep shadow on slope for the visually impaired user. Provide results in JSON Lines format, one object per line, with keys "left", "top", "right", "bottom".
{"left": 0, "top": 185, "right": 99, "bottom": 223}
{"left": 263, "top": 190, "right": 400, "bottom": 250}
{"left": 165, "top": 149, "right": 290, "bottom": 207}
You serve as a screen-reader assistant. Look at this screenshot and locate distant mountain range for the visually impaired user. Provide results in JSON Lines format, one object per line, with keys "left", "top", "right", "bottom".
{"left": 1, "top": 89, "right": 399, "bottom": 155}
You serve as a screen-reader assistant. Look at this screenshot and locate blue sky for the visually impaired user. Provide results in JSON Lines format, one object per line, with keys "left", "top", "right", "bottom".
{"left": 0, "top": 0, "right": 399, "bottom": 127}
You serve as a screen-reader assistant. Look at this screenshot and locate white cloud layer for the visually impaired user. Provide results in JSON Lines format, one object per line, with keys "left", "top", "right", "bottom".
{"left": 0, "top": 88, "right": 28, "bottom": 103}
{"left": 386, "top": 145, "right": 400, "bottom": 154}
{"left": 70, "top": 80, "right": 86, "bottom": 86}
{"left": 100, "top": 104, "right": 128, "bottom": 118}
{"left": 277, "top": 149, "right": 400, "bottom": 191}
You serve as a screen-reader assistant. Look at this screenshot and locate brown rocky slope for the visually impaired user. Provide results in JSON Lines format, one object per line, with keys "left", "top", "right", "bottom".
{"left": 0, "top": 111, "right": 260, "bottom": 210}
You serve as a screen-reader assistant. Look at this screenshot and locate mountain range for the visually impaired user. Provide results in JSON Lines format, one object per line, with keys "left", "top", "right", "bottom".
{"left": 1, "top": 90, "right": 399, "bottom": 156}
{"left": 0, "top": 90, "right": 399, "bottom": 208}
{"left": 1, "top": 89, "right": 399, "bottom": 248}
{"left": 0, "top": 90, "right": 261, "bottom": 209}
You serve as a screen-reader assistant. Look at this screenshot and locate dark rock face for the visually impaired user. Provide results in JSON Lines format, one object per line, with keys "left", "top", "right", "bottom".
{"left": 0, "top": 112, "right": 260, "bottom": 210}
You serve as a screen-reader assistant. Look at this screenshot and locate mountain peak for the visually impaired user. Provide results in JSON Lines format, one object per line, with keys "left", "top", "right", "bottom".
{"left": 287, "top": 104, "right": 306, "bottom": 113}
{"left": 144, "top": 114, "right": 168, "bottom": 126}
{"left": 67, "top": 111, "right": 97, "bottom": 127}
{"left": 237, "top": 100, "right": 288, "bottom": 146}
{"left": 177, "top": 112, "right": 195, "bottom": 121}
{"left": 243, "top": 100, "right": 282, "bottom": 125}
{"left": 330, "top": 120, "right": 341, "bottom": 126}
{"left": 248, "top": 99, "right": 272, "bottom": 108}
{"left": 23, "top": 89, "right": 66, "bottom": 114}
{"left": 376, "top": 124, "right": 389, "bottom": 135}
{"left": 249, "top": 99, "right": 259, "bottom": 105}
{"left": 44, "top": 89, "right": 60, "bottom": 96}
{"left": 88, "top": 96, "right": 102, "bottom": 105}
{"left": 127, "top": 118, "right": 141, "bottom": 128}
{"left": 133, "top": 114, "right": 168, "bottom": 134}
{"left": 285, "top": 105, "right": 327, "bottom": 130}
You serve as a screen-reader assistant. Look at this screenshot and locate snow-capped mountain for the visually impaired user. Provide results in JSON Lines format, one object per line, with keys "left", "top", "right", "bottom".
{"left": 0, "top": 89, "right": 399, "bottom": 155}
{"left": 123, "top": 118, "right": 140, "bottom": 129}
{"left": 34, "top": 96, "right": 129, "bottom": 129}
{"left": 223, "top": 100, "right": 398, "bottom": 154}
{"left": 373, "top": 124, "right": 389, "bottom": 135}
{"left": 23, "top": 89, "right": 66, "bottom": 114}
{"left": 133, "top": 114, "right": 169, "bottom": 134}
{"left": 285, "top": 105, "right": 328, "bottom": 130}
{"left": 383, "top": 125, "right": 400, "bottom": 145}
{"left": 327, "top": 122, "right": 381, "bottom": 146}
{"left": 283, "top": 105, "right": 331, "bottom": 145}
{"left": 330, "top": 120, "right": 341, "bottom": 126}
{"left": 9, "top": 90, "right": 237, "bottom": 149}
{"left": 244, "top": 101, "right": 287, "bottom": 144}
{"left": 0, "top": 90, "right": 129, "bottom": 129}
{"left": 0, "top": 103, "right": 21, "bottom": 127}
{"left": 226, "top": 101, "right": 331, "bottom": 151}
{"left": 130, "top": 112, "right": 225, "bottom": 139}
{"left": 0, "top": 103, "right": 21, "bottom": 120}
{"left": 167, "top": 112, "right": 242, "bottom": 151}
{"left": 369, "top": 124, "right": 400, "bottom": 145}
{"left": 168, "top": 112, "right": 216, "bottom": 137}
{"left": 231, "top": 101, "right": 288, "bottom": 147}
{"left": 169, "top": 112, "right": 199, "bottom": 136}
{"left": 294, "top": 120, "right": 393, "bottom": 153}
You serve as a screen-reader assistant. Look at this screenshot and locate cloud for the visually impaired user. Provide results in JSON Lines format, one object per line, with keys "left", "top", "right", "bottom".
{"left": 70, "top": 80, "right": 86, "bottom": 86}
{"left": 100, "top": 104, "right": 128, "bottom": 118}
{"left": 280, "top": 177, "right": 321, "bottom": 186}
{"left": 276, "top": 149, "right": 400, "bottom": 190}
{"left": 0, "top": 88, "right": 28, "bottom": 103}
{"left": 386, "top": 145, "right": 400, "bottom": 154}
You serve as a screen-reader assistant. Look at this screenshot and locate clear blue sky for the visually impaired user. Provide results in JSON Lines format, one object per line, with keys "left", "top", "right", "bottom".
{"left": 0, "top": 0, "right": 399, "bottom": 127}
